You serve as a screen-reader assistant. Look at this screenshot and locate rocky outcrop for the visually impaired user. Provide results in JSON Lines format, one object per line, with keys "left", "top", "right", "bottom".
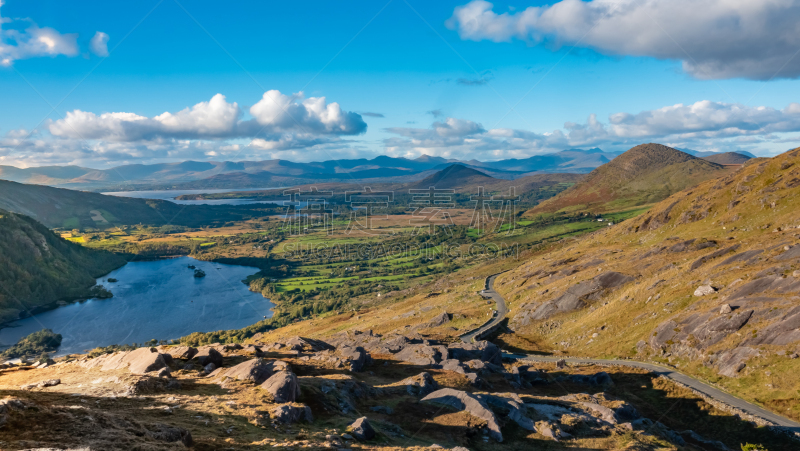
{"left": 394, "top": 343, "right": 448, "bottom": 366}
{"left": 397, "top": 372, "right": 439, "bottom": 396}
{"left": 422, "top": 388, "right": 503, "bottom": 442}
{"left": 447, "top": 341, "right": 502, "bottom": 366}
{"left": 261, "top": 371, "right": 300, "bottom": 403}
{"left": 211, "top": 358, "right": 288, "bottom": 384}
{"left": 79, "top": 347, "right": 170, "bottom": 375}
{"left": 336, "top": 346, "right": 371, "bottom": 372}
{"left": 158, "top": 346, "right": 197, "bottom": 360}
{"left": 425, "top": 312, "right": 451, "bottom": 328}
{"left": 513, "top": 271, "right": 634, "bottom": 324}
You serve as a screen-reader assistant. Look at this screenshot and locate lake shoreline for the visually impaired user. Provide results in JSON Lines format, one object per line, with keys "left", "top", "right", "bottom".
{"left": 0, "top": 257, "right": 275, "bottom": 355}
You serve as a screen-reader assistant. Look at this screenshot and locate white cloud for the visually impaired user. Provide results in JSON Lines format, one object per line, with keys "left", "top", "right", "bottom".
{"left": 48, "top": 91, "right": 367, "bottom": 143}
{"left": 384, "top": 101, "right": 800, "bottom": 160}
{"left": 89, "top": 31, "right": 109, "bottom": 57}
{"left": 249, "top": 90, "right": 367, "bottom": 135}
{"left": 0, "top": 0, "right": 79, "bottom": 65}
{"left": 448, "top": 0, "right": 800, "bottom": 80}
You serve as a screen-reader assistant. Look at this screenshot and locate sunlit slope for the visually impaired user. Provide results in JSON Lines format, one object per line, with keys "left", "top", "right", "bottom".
{"left": 527, "top": 143, "right": 729, "bottom": 215}
{"left": 496, "top": 148, "right": 800, "bottom": 418}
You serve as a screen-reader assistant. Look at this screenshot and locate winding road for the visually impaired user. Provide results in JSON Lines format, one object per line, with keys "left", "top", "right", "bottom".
{"left": 462, "top": 271, "right": 800, "bottom": 432}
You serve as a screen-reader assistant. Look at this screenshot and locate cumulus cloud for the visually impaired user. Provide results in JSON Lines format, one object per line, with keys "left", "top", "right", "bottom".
{"left": 49, "top": 94, "right": 242, "bottom": 140}
{"left": 3, "top": 90, "right": 369, "bottom": 165}
{"left": 248, "top": 90, "right": 366, "bottom": 135}
{"left": 0, "top": 0, "right": 79, "bottom": 66}
{"left": 89, "top": 31, "right": 109, "bottom": 57}
{"left": 48, "top": 91, "right": 367, "bottom": 144}
{"left": 447, "top": 0, "right": 800, "bottom": 80}
{"left": 384, "top": 101, "right": 800, "bottom": 160}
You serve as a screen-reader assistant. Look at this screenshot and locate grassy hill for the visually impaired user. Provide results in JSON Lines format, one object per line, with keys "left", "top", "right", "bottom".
{"left": 495, "top": 146, "right": 800, "bottom": 419}
{"left": 528, "top": 143, "right": 729, "bottom": 215}
{"left": 0, "top": 210, "right": 126, "bottom": 325}
{"left": 0, "top": 180, "right": 283, "bottom": 229}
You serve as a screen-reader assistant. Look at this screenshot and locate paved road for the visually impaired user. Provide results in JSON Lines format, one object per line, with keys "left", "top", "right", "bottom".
{"left": 508, "top": 354, "right": 800, "bottom": 432}
{"left": 459, "top": 272, "right": 508, "bottom": 343}
{"left": 463, "top": 271, "right": 800, "bottom": 432}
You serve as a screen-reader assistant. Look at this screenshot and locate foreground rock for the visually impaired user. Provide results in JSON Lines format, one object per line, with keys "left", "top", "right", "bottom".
{"left": 270, "top": 403, "right": 313, "bottom": 423}
{"left": 211, "top": 358, "right": 288, "bottom": 384}
{"left": 261, "top": 371, "right": 300, "bottom": 403}
{"left": 347, "top": 416, "right": 376, "bottom": 440}
{"left": 422, "top": 388, "right": 503, "bottom": 442}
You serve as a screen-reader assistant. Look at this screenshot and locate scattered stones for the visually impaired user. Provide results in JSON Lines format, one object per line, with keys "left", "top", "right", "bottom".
{"left": 21, "top": 379, "right": 61, "bottom": 390}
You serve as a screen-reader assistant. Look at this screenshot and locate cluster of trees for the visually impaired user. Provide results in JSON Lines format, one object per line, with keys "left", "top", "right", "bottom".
{"left": 0, "top": 328, "right": 62, "bottom": 360}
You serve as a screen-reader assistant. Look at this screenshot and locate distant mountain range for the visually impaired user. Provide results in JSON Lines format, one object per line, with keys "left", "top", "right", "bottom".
{"left": 0, "top": 148, "right": 752, "bottom": 191}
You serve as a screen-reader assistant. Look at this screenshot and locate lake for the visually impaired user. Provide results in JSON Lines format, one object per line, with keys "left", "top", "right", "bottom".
{"left": 103, "top": 188, "right": 286, "bottom": 205}
{"left": 0, "top": 257, "right": 273, "bottom": 356}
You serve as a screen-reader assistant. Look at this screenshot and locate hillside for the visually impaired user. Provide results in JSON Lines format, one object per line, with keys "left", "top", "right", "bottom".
{"left": 0, "top": 180, "right": 283, "bottom": 229}
{"left": 0, "top": 210, "right": 126, "bottom": 325}
{"left": 702, "top": 151, "right": 753, "bottom": 165}
{"left": 495, "top": 146, "right": 800, "bottom": 420}
{"left": 528, "top": 143, "right": 729, "bottom": 215}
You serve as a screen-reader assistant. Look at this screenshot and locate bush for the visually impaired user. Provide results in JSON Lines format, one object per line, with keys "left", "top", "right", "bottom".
{"left": 1, "top": 328, "right": 62, "bottom": 359}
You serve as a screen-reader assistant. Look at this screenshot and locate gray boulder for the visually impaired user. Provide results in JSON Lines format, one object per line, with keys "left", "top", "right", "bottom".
{"left": 336, "top": 345, "right": 371, "bottom": 372}
{"left": 214, "top": 358, "right": 286, "bottom": 384}
{"left": 270, "top": 404, "right": 313, "bottom": 423}
{"left": 399, "top": 372, "right": 439, "bottom": 396}
{"left": 261, "top": 371, "right": 300, "bottom": 403}
{"left": 395, "top": 343, "right": 448, "bottom": 365}
{"left": 194, "top": 346, "right": 223, "bottom": 368}
{"left": 422, "top": 388, "right": 503, "bottom": 442}
{"left": 347, "top": 416, "right": 376, "bottom": 440}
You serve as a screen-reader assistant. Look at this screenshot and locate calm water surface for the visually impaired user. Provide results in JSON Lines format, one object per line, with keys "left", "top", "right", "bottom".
{"left": 0, "top": 257, "right": 273, "bottom": 355}
{"left": 103, "top": 188, "right": 286, "bottom": 205}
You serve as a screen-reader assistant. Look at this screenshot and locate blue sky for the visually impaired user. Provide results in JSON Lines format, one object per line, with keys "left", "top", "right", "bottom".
{"left": 2, "top": 0, "right": 800, "bottom": 167}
